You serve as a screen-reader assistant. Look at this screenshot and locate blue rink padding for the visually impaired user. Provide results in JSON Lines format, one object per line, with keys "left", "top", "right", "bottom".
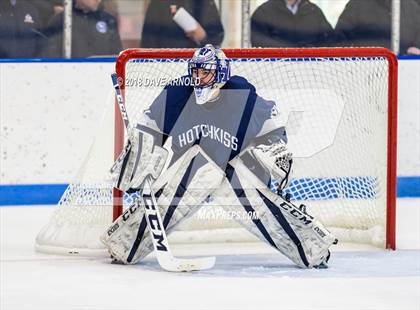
{"left": 0, "top": 184, "right": 68, "bottom": 206}
{"left": 397, "top": 176, "right": 420, "bottom": 198}
{"left": 0, "top": 176, "right": 418, "bottom": 206}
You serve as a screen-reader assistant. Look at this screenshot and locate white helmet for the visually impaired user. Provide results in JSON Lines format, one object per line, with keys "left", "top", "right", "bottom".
{"left": 188, "top": 44, "right": 231, "bottom": 104}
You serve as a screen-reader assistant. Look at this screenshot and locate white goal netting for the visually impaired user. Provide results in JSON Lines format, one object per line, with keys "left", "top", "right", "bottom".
{"left": 36, "top": 49, "right": 396, "bottom": 255}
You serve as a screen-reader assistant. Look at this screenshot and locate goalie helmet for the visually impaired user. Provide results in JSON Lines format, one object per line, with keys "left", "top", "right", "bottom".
{"left": 188, "top": 44, "right": 230, "bottom": 105}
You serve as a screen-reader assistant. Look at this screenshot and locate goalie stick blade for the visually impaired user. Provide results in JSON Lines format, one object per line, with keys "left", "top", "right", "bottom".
{"left": 159, "top": 256, "right": 216, "bottom": 272}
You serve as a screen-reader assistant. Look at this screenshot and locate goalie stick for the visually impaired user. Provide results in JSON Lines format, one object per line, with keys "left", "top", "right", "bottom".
{"left": 111, "top": 73, "right": 216, "bottom": 272}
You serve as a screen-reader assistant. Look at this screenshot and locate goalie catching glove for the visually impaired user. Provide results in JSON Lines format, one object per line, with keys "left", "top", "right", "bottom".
{"left": 250, "top": 138, "right": 293, "bottom": 193}
{"left": 110, "top": 125, "right": 168, "bottom": 192}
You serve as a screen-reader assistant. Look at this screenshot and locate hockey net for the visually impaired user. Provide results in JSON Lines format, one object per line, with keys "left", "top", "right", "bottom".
{"left": 36, "top": 48, "right": 397, "bottom": 256}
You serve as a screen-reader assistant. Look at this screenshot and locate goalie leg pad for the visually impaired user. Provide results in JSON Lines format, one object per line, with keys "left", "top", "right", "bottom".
{"left": 101, "top": 146, "right": 225, "bottom": 264}
{"left": 216, "top": 158, "right": 337, "bottom": 268}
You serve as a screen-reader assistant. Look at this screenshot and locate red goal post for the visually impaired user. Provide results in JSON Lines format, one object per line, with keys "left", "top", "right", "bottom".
{"left": 114, "top": 47, "right": 397, "bottom": 249}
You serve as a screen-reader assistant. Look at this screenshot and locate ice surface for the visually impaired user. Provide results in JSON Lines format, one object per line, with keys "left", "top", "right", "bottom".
{"left": 1, "top": 199, "right": 419, "bottom": 310}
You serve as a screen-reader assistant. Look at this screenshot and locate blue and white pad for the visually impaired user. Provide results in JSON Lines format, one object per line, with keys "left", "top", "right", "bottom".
{"left": 212, "top": 157, "right": 337, "bottom": 268}
{"left": 101, "top": 145, "right": 225, "bottom": 264}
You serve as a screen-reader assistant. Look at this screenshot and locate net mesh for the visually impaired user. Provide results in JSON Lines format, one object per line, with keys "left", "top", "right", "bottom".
{"left": 36, "top": 53, "right": 390, "bottom": 254}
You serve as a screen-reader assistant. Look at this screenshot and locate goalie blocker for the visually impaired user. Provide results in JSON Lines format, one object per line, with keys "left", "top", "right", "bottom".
{"left": 101, "top": 125, "right": 337, "bottom": 268}
{"left": 110, "top": 124, "right": 168, "bottom": 192}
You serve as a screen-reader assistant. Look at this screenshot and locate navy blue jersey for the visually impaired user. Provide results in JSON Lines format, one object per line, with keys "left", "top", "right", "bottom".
{"left": 145, "top": 75, "right": 285, "bottom": 168}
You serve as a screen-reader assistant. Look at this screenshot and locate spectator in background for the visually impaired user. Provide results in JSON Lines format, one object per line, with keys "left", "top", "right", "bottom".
{"left": 335, "top": 0, "right": 420, "bottom": 55}
{"left": 251, "top": 0, "right": 334, "bottom": 48}
{"left": 101, "top": 0, "right": 118, "bottom": 18}
{"left": 141, "top": 0, "right": 224, "bottom": 48}
{"left": 45, "top": 0, "right": 122, "bottom": 58}
{"left": 0, "top": 0, "right": 46, "bottom": 58}
{"left": 31, "top": 0, "right": 64, "bottom": 29}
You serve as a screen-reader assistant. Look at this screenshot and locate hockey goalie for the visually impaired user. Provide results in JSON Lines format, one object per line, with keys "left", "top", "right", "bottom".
{"left": 101, "top": 44, "right": 337, "bottom": 269}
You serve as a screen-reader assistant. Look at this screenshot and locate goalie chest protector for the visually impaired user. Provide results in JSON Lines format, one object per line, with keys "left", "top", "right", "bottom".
{"left": 145, "top": 75, "right": 283, "bottom": 168}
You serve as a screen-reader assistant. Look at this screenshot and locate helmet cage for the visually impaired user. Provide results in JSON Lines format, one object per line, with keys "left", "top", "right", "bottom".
{"left": 188, "top": 62, "right": 217, "bottom": 88}
{"left": 188, "top": 54, "right": 230, "bottom": 89}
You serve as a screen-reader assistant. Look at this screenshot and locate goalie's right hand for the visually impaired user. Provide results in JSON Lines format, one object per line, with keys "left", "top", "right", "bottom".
{"left": 110, "top": 125, "right": 168, "bottom": 192}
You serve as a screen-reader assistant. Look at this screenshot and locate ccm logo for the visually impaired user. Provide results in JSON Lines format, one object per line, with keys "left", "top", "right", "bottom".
{"left": 117, "top": 95, "right": 129, "bottom": 120}
{"left": 279, "top": 202, "right": 313, "bottom": 225}
{"left": 122, "top": 203, "right": 138, "bottom": 222}
{"left": 144, "top": 195, "right": 168, "bottom": 252}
